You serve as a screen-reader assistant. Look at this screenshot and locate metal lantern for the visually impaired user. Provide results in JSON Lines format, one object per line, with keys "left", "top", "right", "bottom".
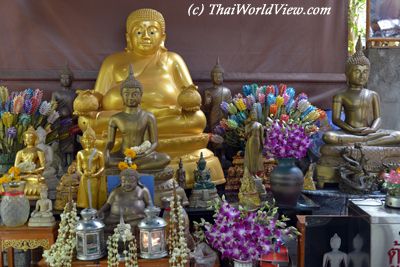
{"left": 76, "top": 208, "right": 106, "bottom": 260}
{"left": 138, "top": 206, "right": 167, "bottom": 259}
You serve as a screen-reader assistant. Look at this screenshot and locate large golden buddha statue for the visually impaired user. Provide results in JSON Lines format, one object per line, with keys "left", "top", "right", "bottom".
{"left": 73, "top": 8, "right": 224, "bottom": 187}
{"left": 316, "top": 37, "right": 400, "bottom": 187}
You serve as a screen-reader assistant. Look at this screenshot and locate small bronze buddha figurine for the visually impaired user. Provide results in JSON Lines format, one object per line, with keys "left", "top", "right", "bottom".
{"left": 14, "top": 126, "right": 46, "bottom": 199}
{"left": 98, "top": 168, "right": 152, "bottom": 234}
{"left": 54, "top": 161, "right": 80, "bottom": 211}
{"left": 175, "top": 158, "right": 186, "bottom": 189}
{"left": 203, "top": 57, "right": 233, "bottom": 131}
{"left": 189, "top": 153, "right": 220, "bottom": 208}
{"left": 51, "top": 63, "right": 76, "bottom": 167}
{"left": 316, "top": 37, "right": 400, "bottom": 187}
{"left": 105, "top": 65, "right": 170, "bottom": 172}
{"left": 192, "top": 152, "right": 214, "bottom": 190}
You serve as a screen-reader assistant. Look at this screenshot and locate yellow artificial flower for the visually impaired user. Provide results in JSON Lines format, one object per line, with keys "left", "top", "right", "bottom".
{"left": 0, "top": 86, "right": 9, "bottom": 104}
{"left": 130, "top": 164, "right": 138, "bottom": 170}
{"left": 118, "top": 161, "right": 129, "bottom": 170}
{"left": 276, "top": 96, "right": 284, "bottom": 107}
{"left": 8, "top": 166, "right": 20, "bottom": 177}
{"left": 397, "top": 167, "right": 400, "bottom": 174}
{"left": 124, "top": 148, "right": 137, "bottom": 159}
{"left": 1, "top": 112, "right": 14, "bottom": 128}
{"left": 0, "top": 174, "right": 11, "bottom": 184}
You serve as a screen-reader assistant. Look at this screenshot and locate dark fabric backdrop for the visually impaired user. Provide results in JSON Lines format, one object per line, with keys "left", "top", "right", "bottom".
{"left": 0, "top": 0, "right": 348, "bottom": 108}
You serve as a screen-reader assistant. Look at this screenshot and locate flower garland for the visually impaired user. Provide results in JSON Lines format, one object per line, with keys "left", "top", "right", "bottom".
{"left": 0, "top": 166, "right": 21, "bottom": 185}
{"left": 107, "top": 221, "right": 138, "bottom": 267}
{"left": 118, "top": 148, "right": 138, "bottom": 171}
{"left": 43, "top": 201, "right": 78, "bottom": 267}
{"left": 168, "top": 192, "right": 189, "bottom": 267}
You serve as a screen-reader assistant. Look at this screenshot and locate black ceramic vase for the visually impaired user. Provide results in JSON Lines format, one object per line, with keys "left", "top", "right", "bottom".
{"left": 270, "top": 158, "right": 304, "bottom": 208}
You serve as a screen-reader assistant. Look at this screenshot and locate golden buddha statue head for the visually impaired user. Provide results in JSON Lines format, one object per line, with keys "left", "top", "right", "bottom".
{"left": 211, "top": 57, "right": 224, "bottom": 85}
{"left": 81, "top": 125, "right": 96, "bottom": 149}
{"left": 120, "top": 65, "right": 143, "bottom": 107}
{"left": 125, "top": 8, "right": 166, "bottom": 55}
{"left": 23, "top": 126, "right": 38, "bottom": 146}
{"left": 345, "top": 37, "right": 370, "bottom": 87}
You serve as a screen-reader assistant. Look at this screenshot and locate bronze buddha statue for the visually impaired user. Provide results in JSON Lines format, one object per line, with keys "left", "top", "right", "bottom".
{"left": 316, "top": 37, "right": 400, "bottom": 187}
{"left": 203, "top": 57, "right": 232, "bottom": 131}
{"left": 105, "top": 65, "right": 170, "bottom": 172}
{"left": 98, "top": 168, "right": 152, "bottom": 234}
{"left": 51, "top": 64, "right": 76, "bottom": 167}
{"left": 73, "top": 8, "right": 224, "bottom": 187}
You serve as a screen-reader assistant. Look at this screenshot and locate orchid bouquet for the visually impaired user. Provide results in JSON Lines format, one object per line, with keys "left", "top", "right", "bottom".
{"left": 215, "top": 83, "right": 326, "bottom": 148}
{"left": 0, "top": 86, "right": 59, "bottom": 155}
{"left": 382, "top": 168, "right": 400, "bottom": 197}
{"left": 196, "top": 198, "right": 300, "bottom": 262}
{"left": 264, "top": 121, "right": 312, "bottom": 159}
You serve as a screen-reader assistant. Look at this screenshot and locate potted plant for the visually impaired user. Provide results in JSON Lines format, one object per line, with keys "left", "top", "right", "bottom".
{"left": 264, "top": 121, "right": 314, "bottom": 207}
{"left": 196, "top": 197, "right": 300, "bottom": 267}
{"left": 382, "top": 168, "right": 400, "bottom": 208}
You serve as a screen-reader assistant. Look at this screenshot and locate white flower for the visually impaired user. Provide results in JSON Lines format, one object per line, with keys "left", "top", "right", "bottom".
{"left": 47, "top": 110, "right": 60, "bottom": 124}
{"left": 39, "top": 101, "right": 52, "bottom": 116}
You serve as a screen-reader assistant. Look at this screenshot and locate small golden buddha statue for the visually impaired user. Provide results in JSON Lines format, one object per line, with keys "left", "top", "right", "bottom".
{"left": 73, "top": 8, "right": 224, "bottom": 187}
{"left": 14, "top": 126, "right": 46, "bottom": 199}
{"left": 105, "top": 65, "right": 170, "bottom": 172}
{"left": 54, "top": 161, "right": 80, "bottom": 211}
{"left": 316, "top": 37, "right": 400, "bottom": 187}
{"left": 76, "top": 126, "right": 107, "bottom": 209}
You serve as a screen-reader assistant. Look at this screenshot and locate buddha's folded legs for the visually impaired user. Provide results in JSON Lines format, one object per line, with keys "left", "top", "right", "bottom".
{"left": 323, "top": 130, "right": 394, "bottom": 146}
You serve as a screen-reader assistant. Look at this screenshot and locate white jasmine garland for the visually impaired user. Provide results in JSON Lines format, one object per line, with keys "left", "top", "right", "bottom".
{"left": 107, "top": 222, "right": 138, "bottom": 267}
{"left": 43, "top": 202, "right": 78, "bottom": 267}
{"left": 168, "top": 195, "right": 189, "bottom": 267}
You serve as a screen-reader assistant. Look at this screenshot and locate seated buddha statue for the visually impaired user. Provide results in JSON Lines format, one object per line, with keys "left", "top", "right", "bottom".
{"left": 73, "top": 8, "right": 224, "bottom": 187}
{"left": 105, "top": 65, "right": 170, "bottom": 172}
{"left": 98, "top": 168, "right": 151, "bottom": 234}
{"left": 316, "top": 37, "right": 400, "bottom": 187}
{"left": 14, "top": 126, "right": 46, "bottom": 199}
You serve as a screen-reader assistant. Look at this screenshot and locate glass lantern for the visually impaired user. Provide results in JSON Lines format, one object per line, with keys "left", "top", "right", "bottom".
{"left": 138, "top": 206, "right": 167, "bottom": 259}
{"left": 76, "top": 208, "right": 106, "bottom": 260}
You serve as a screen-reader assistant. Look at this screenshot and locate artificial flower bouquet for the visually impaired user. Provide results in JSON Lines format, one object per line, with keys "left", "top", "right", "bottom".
{"left": 0, "top": 86, "right": 59, "bottom": 155}
{"left": 196, "top": 197, "right": 300, "bottom": 262}
{"left": 382, "top": 168, "right": 400, "bottom": 197}
{"left": 214, "top": 83, "right": 326, "bottom": 148}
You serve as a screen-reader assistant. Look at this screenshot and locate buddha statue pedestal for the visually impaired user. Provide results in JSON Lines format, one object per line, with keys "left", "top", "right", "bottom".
{"left": 316, "top": 145, "right": 400, "bottom": 188}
